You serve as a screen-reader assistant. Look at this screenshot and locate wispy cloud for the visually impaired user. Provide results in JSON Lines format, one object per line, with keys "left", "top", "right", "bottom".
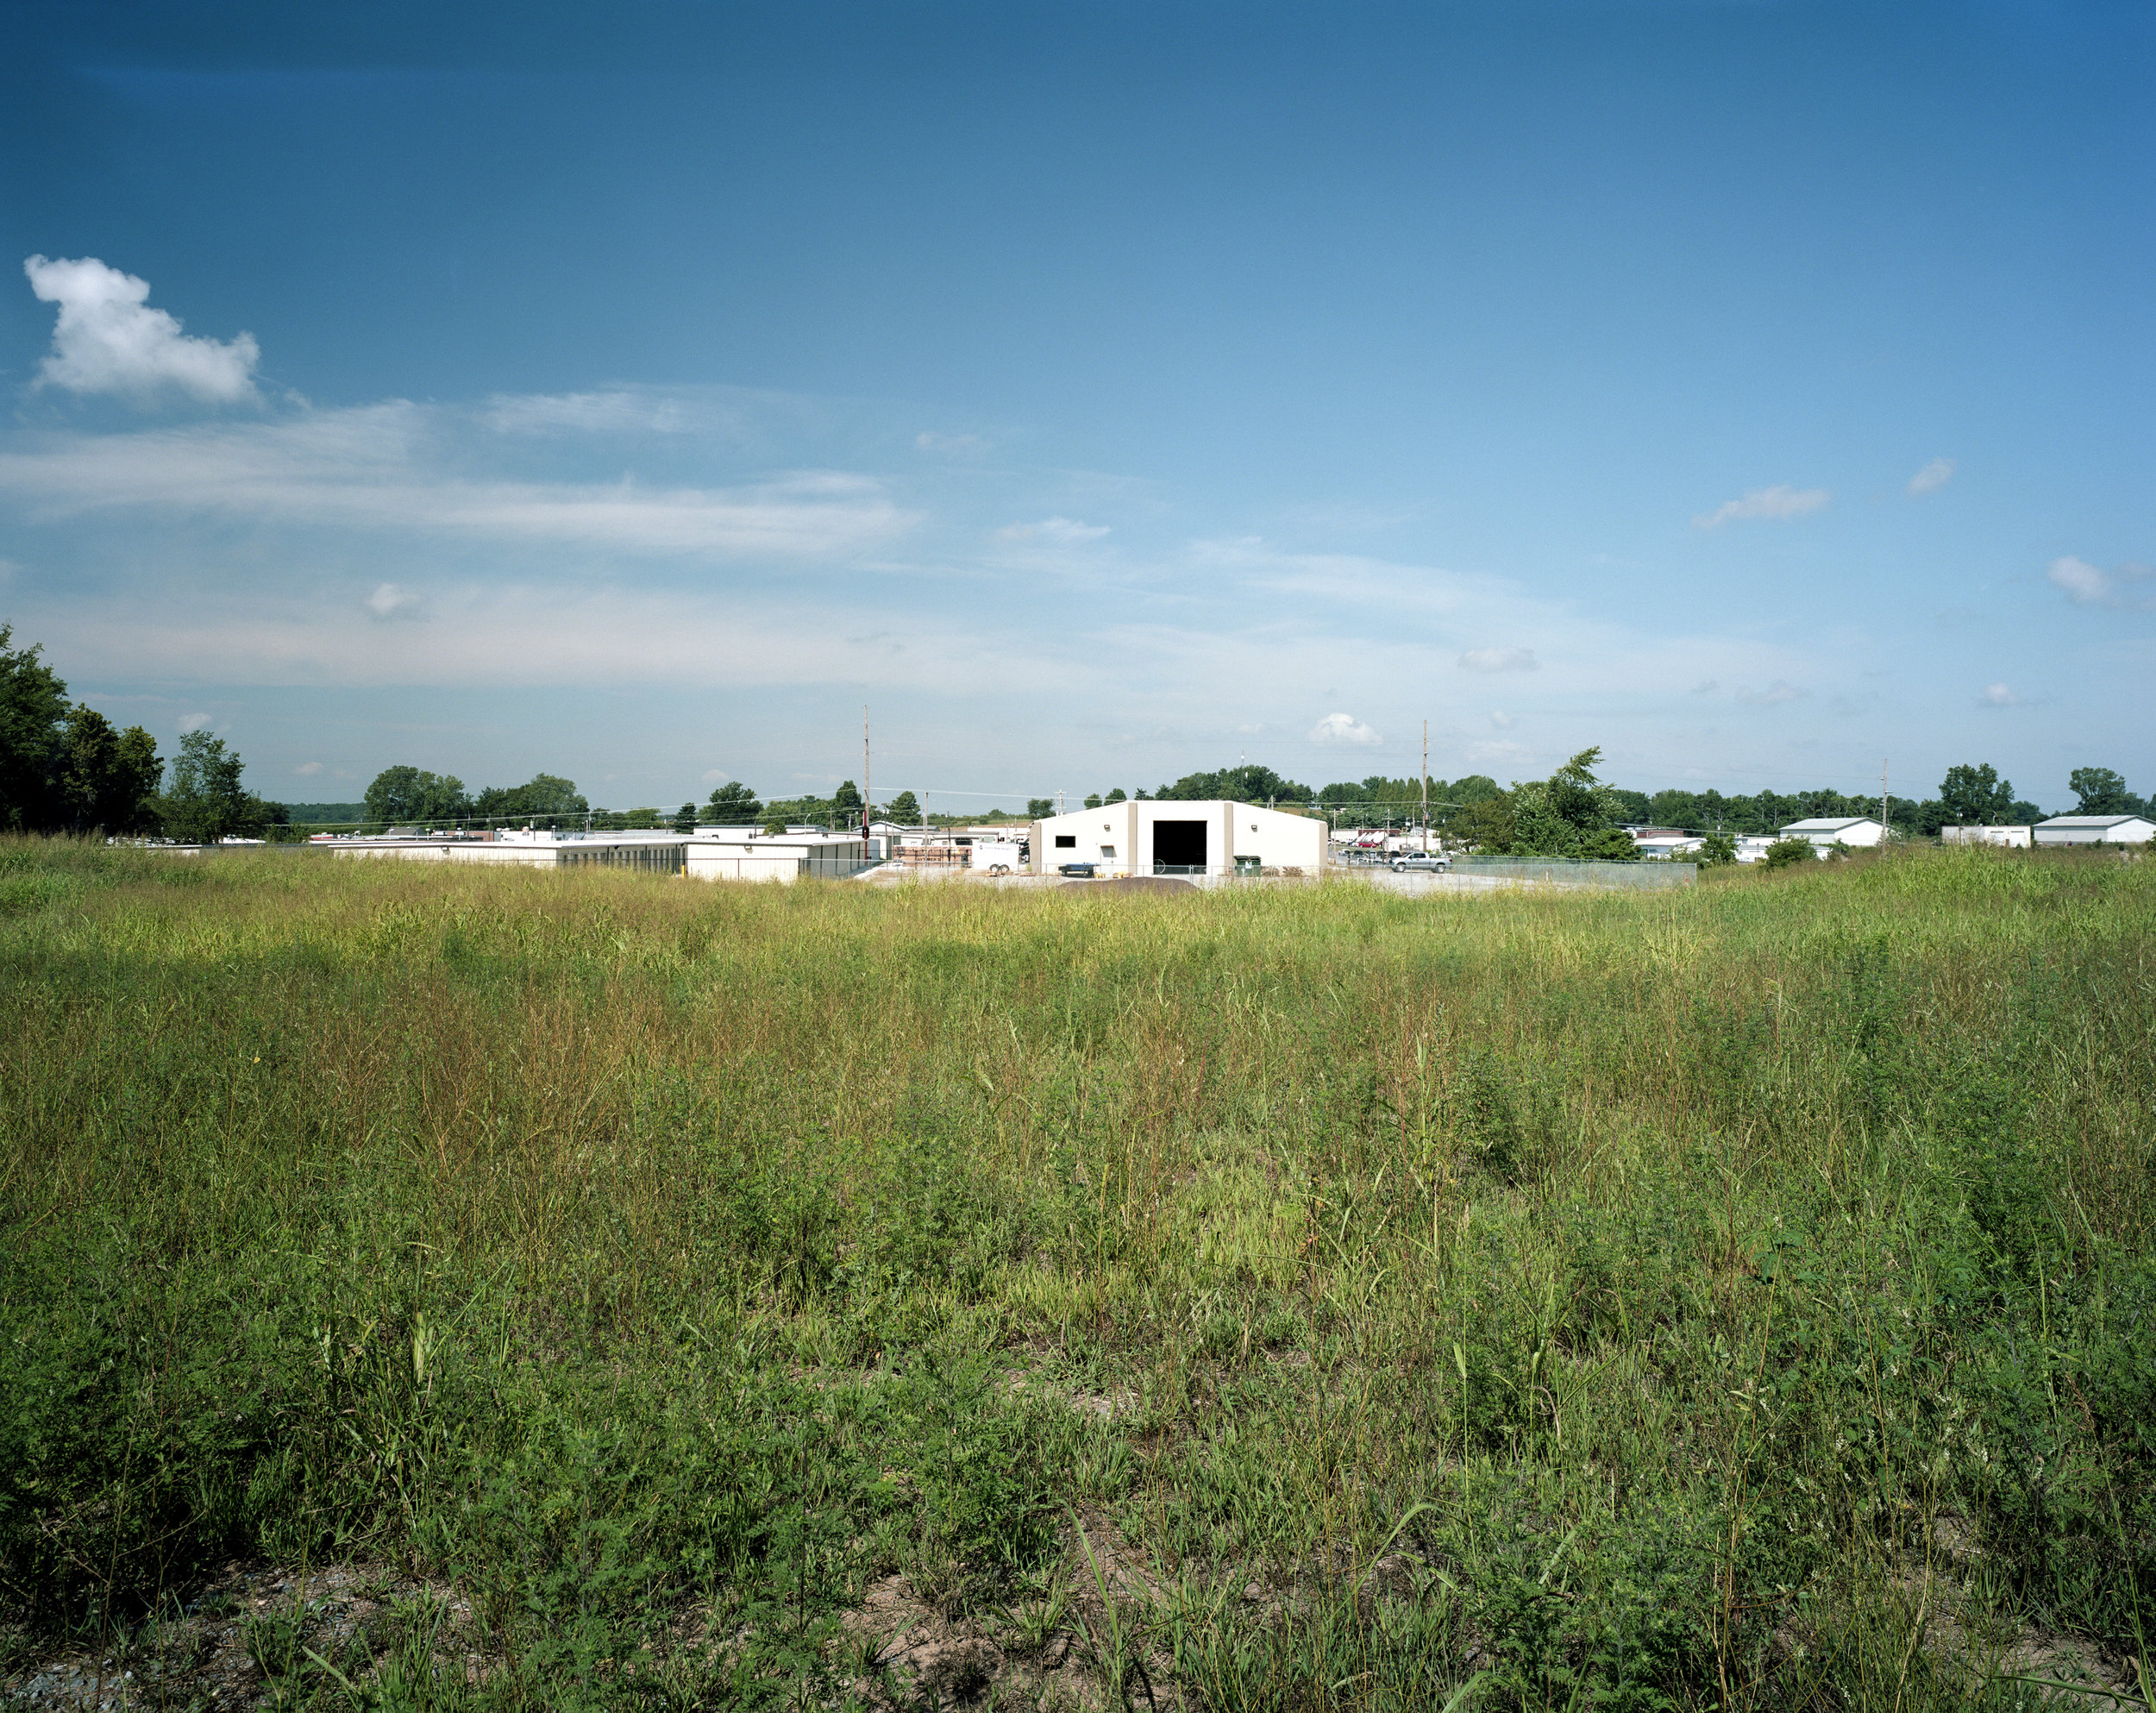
{"left": 997, "top": 516, "right": 1110, "bottom": 543}
{"left": 916, "top": 430, "right": 990, "bottom": 455}
{"left": 2047, "top": 555, "right": 2155, "bottom": 610}
{"left": 24, "top": 255, "right": 260, "bottom": 405}
{"left": 0, "top": 403, "right": 912, "bottom": 558}
{"left": 1457, "top": 646, "right": 1537, "bottom": 673}
{"left": 1906, "top": 457, "right": 1955, "bottom": 497}
{"left": 295, "top": 760, "right": 323, "bottom": 775}
{"left": 484, "top": 390, "right": 702, "bottom": 436}
{"left": 365, "top": 582, "right": 423, "bottom": 621}
{"left": 1736, "top": 679, "right": 1807, "bottom": 705}
{"left": 1977, "top": 682, "right": 2022, "bottom": 706}
{"left": 1309, "top": 711, "right": 1382, "bottom": 745}
{"left": 1692, "top": 484, "right": 1830, "bottom": 529}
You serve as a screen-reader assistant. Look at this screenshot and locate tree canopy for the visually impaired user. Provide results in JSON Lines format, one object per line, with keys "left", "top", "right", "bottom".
{"left": 160, "top": 731, "right": 281, "bottom": 843}
{"left": 706, "top": 781, "right": 763, "bottom": 823}
{"left": 2069, "top": 767, "right": 2147, "bottom": 817}
{"left": 2, "top": 625, "right": 168, "bottom": 835}
{"left": 1938, "top": 762, "right": 2020, "bottom": 826}
{"left": 364, "top": 766, "right": 472, "bottom": 827}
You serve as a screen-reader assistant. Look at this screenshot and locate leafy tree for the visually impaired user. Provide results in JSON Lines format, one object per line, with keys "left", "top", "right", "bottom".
{"left": 761, "top": 813, "right": 787, "bottom": 837}
{"left": 832, "top": 781, "right": 863, "bottom": 813}
{"left": 1576, "top": 825, "right": 1641, "bottom": 861}
{"left": 1938, "top": 762, "right": 2017, "bottom": 826}
{"left": 0, "top": 624, "right": 69, "bottom": 831}
{"left": 1452, "top": 792, "right": 1515, "bottom": 853}
{"left": 1155, "top": 762, "right": 1313, "bottom": 804}
{"left": 1083, "top": 793, "right": 1103, "bottom": 809}
{"left": 2069, "top": 767, "right": 2138, "bottom": 816}
{"left": 1511, "top": 747, "right": 1630, "bottom": 856}
{"left": 474, "top": 774, "right": 587, "bottom": 825}
{"left": 618, "top": 806, "right": 661, "bottom": 830}
{"left": 1695, "top": 831, "right": 1738, "bottom": 865}
{"left": 885, "top": 789, "right": 921, "bottom": 823}
{"left": 1648, "top": 788, "right": 1703, "bottom": 828}
{"left": 57, "top": 706, "right": 162, "bottom": 835}
{"left": 1103, "top": 787, "right": 1127, "bottom": 804}
{"left": 365, "top": 765, "right": 473, "bottom": 827}
{"left": 670, "top": 802, "right": 698, "bottom": 834}
{"left": 159, "top": 731, "right": 273, "bottom": 843}
{"left": 1762, "top": 836, "right": 1817, "bottom": 871}
{"left": 705, "top": 780, "right": 763, "bottom": 823}
{"left": 1026, "top": 798, "right": 1054, "bottom": 818}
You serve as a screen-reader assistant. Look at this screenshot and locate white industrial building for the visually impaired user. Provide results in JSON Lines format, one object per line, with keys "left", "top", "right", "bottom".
{"left": 1628, "top": 828, "right": 1703, "bottom": 859}
{"left": 1779, "top": 816, "right": 1888, "bottom": 851}
{"left": 324, "top": 826, "right": 881, "bottom": 882}
{"left": 1031, "top": 800, "right": 1325, "bottom": 878}
{"left": 1942, "top": 825, "right": 2033, "bottom": 848}
{"left": 2034, "top": 813, "right": 2156, "bottom": 846}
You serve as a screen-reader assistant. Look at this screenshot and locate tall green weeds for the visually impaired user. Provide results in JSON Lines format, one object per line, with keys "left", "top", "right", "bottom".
{"left": 2, "top": 840, "right": 2152, "bottom": 1709}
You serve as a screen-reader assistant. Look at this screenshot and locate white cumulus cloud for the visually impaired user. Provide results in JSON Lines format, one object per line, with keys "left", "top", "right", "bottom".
{"left": 2047, "top": 555, "right": 2155, "bottom": 610}
{"left": 1489, "top": 710, "right": 1514, "bottom": 730}
{"left": 1458, "top": 646, "right": 1537, "bottom": 673}
{"left": 178, "top": 711, "right": 212, "bottom": 732}
{"left": 998, "top": 516, "right": 1110, "bottom": 544}
{"left": 1906, "top": 457, "right": 1956, "bottom": 497}
{"left": 1978, "top": 682, "right": 2021, "bottom": 706}
{"left": 1309, "top": 711, "right": 1382, "bottom": 745}
{"left": 24, "top": 255, "right": 260, "bottom": 404}
{"left": 1692, "top": 485, "right": 1830, "bottom": 529}
{"left": 295, "top": 760, "right": 323, "bottom": 775}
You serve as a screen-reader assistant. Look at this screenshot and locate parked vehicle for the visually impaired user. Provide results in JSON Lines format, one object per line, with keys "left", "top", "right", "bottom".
{"left": 970, "top": 840, "right": 1026, "bottom": 875}
{"left": 1058, "top": 862, "right": 1099, "bottom": 878}
{"left": 1391, "top": 851, "right": 1452, "bottom": 872}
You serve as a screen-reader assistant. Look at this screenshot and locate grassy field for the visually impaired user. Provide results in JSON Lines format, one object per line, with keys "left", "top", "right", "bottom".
{"left": 2, "top": 840, "right": 2152, "bottom": 1711}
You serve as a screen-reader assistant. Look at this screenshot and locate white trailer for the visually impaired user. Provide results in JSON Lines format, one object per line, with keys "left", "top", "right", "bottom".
{"left": 968, "top": 839, "right": 1026, "bottom": 875}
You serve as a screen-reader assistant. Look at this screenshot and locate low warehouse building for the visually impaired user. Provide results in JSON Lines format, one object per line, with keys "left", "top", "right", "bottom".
{"left": 685, "top": 832, "right": 877, "bottom": 883}
{"left": 2034, "top": 813, "right": 2156, "bottom": 846}
{"left": 1778, "top": 816, "right": 1888, "bottom": 851}
{"left": 1943, "top": 825, "right": 2033, "bottom": 848}
{"left": 1030, "top": 800, "right": 1325, "bottom": 878}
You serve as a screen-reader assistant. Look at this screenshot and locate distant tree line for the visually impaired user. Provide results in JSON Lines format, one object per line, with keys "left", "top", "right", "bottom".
{"left": 1, "top": 624, "right": 286, "bottom": 841}
{"left": 1049, "top": 751, "right": 2147, "bottom": 858}
{"left": 17, "top": 605, "right": 2128, "bottom": 860}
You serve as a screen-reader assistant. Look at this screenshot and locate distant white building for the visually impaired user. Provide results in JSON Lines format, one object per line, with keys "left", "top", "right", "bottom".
{"left": 1779, "top": 816, "right": 1887, "bottom": 851}
{"left": 1628, "top": 827, "right": 1703, "bottom": 859}
{"left": 1031, "top": 800, "right": 1325, "bottom": 877}
{"left": 327, "top": 825, "right": 881, "bottom": 882}
{"left": 1942, "top": 825, "right": 2033, "bottom": 848}
{"left": 2034, "top": 813, "right": 2156, "bottom": 846}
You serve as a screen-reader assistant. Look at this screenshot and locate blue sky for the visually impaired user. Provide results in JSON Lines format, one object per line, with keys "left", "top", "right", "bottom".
{"left": 3, "top": 1, "right": 2150, "bottom": 814}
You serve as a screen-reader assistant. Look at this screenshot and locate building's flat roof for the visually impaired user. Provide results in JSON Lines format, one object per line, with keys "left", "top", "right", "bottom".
{"left": 2035, "top": 814, "right": 2153, "bottom": 829}
{"left": 1781, "top": 817, "right": 1878, "bottom": 832}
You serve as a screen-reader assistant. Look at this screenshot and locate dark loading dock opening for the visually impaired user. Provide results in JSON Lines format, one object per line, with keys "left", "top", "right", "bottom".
{"left": 1152, "top": 819, "right": 1208, "bottom": 870}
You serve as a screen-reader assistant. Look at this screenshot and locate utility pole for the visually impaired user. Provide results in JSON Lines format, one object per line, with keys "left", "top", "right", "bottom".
{"left": 862, "top": 705, "right": 873, "bottom": 846}
{"left": 1420, "top": 720, "right": 1430, "bottom": 854}
{"left": 1881, "top": 757, "right": 1890, "bottom": 847}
